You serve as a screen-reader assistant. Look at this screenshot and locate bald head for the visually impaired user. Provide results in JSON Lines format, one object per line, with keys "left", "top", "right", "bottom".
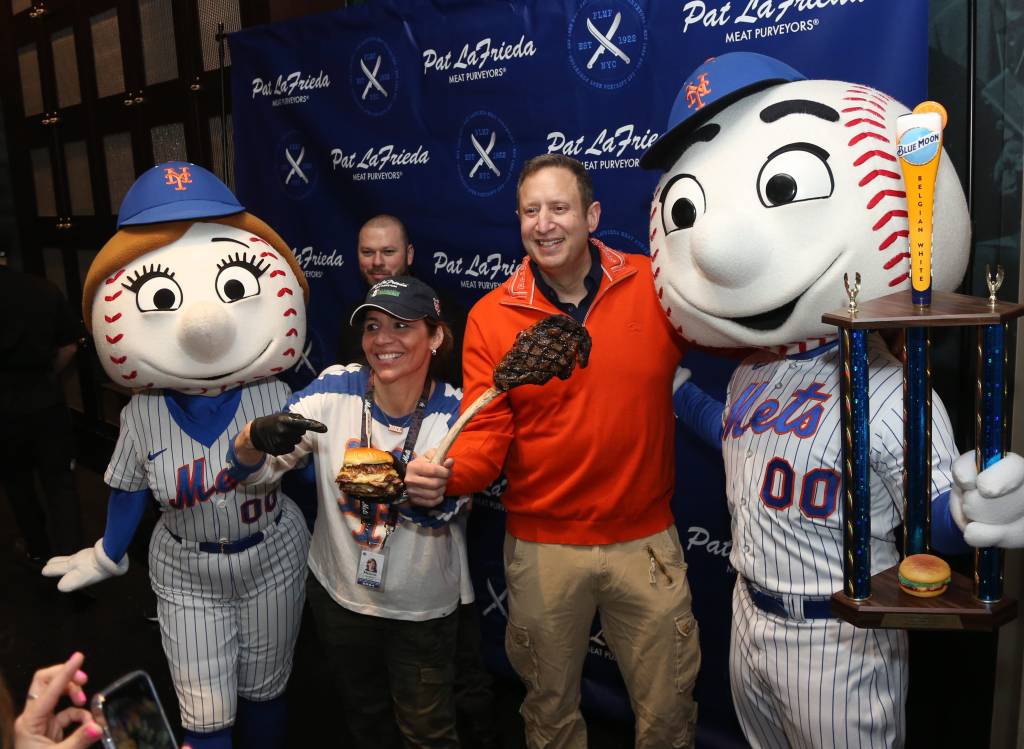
{"left": 357, "top": 214, "right": 414, "bottom": 286}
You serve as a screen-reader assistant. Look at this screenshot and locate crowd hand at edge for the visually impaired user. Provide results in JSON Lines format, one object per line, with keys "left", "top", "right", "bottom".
{"left": 403, "top": 449, "right": 454, "bottom": 508}
{"left": 248, "top": 413, "right": 328, "bottom": 456}
{"left": 12, "top": 652, "right": 100, "bottom": 749}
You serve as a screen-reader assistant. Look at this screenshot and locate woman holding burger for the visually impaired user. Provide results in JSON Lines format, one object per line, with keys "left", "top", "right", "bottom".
{"left": 227, "top": 276, "right": 467, "bottom": 749}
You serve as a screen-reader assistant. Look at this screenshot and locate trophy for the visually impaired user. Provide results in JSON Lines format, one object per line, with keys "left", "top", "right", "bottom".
{"left": 825, "top": 102, "right": 1021, "bottom": 631}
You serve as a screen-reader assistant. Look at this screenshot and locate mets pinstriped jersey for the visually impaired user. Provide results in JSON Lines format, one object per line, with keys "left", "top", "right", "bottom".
{"left": 723, "top": 334, "right": 957, "bottom": 596}
{"left": 105, "top": 378, "right": 293, "bottom": 543}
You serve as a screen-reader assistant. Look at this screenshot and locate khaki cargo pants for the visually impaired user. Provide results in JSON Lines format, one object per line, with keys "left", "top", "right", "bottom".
{"left": 503, "top": 526, "right": 700, "bottom": 749}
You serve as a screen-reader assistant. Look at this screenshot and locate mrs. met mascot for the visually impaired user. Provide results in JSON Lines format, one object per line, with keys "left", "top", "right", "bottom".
{"left": 43, "top": 163, "right": 312, "bottom": 749}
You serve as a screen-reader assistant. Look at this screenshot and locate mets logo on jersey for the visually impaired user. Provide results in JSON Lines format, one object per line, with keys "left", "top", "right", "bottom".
{"left": 163, "top": 166, "right": 192, "bottom": 191}
{"left": 686, "top": 72, "right": 711, "bottom": 110}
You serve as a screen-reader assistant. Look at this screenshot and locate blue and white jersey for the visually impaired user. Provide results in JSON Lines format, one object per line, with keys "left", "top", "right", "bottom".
{"left": 722, "top": 334, "right": 957, "bottom": 596}
{"left": 105, "top": 378, "right": 291, "bottom": 543}
{"left": 246, "top": 364, "right": 471, "bottom": 621}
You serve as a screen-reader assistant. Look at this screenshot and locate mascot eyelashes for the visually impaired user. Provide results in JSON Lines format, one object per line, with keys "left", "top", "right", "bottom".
{"left": 644, "top": 53, "right": 1024, "bottom": 748}
{"left": 44, "top": 162, "right": 311, "bottom": 749}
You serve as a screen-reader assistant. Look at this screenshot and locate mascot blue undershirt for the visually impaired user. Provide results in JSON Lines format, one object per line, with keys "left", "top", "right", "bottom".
{"left": 641, "top": 52, "right": 1024, "bottom": 749}
{"left": 43, "top": 163, "right": 314, "bottom": 749}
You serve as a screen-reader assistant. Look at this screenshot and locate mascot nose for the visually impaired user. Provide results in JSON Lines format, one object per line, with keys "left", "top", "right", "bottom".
{"left": 689, "top": 223, "right": 767, "bottom": 288}
{"left": 176, "top": 301, "right": 237, "bottom": 362}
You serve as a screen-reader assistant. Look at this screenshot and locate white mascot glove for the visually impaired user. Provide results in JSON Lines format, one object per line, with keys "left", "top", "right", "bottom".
{"left": 42, "top": 538, "right": 129, "bottom": 592}
{"left": 673, "top": 366, "right": 693, "bottom": 394}
{"left": 950, "top": 451, "right": 1024, "bottom": 548}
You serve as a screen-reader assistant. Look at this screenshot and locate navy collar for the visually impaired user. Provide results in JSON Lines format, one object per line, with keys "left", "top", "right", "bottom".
{"left": 787, "top": 339, "right": 840, "bottom": 360}
{"left": 165, "top": 388, "right": 243, "bottom": 447}
{"left": 530, "top": 242, "right": 602, "bottom": 322}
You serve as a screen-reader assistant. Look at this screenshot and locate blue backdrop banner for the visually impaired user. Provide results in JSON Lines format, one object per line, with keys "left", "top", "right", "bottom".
{"left": 230, "top": 2, "right": 927, "bottom": 744}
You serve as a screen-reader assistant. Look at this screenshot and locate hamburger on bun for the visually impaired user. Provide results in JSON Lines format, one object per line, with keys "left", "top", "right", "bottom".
{"left": 336, "top": 447, "right": 404, "bottom": 500}
{"left": 897, "top": 554, "right": 951, "bottom": 598}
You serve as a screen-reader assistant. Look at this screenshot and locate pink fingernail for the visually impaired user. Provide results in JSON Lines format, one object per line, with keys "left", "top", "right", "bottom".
{"left": 86, "top": 724, "right": 103, "bottom": 739}
{"left": 73, "top": 690, "right": 86, "bottom": 705}
{"left": 74, "top": 669, "right": 87, "bottom": 681}
{"left": 69, "top": 651, "right": 83, "bottom": 662}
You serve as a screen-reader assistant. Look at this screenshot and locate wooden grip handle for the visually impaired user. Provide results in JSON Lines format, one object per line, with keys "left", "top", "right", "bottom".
{"left": 430, "top": 386, "right": 501, "bottom": 465}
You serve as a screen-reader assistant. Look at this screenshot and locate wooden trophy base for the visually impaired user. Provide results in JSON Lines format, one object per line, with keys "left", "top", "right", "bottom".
{"left": 831, "top": 565, "right": 1017, "bottom": 631}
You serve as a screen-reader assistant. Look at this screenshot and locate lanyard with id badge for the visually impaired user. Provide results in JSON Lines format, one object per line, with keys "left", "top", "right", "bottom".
{"left": 354, "top": 376, "right": 430, "bottom": 591}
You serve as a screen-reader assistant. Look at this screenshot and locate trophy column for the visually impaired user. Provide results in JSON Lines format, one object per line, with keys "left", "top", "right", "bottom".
{"left": 824, "top": 289, "right": 1021, "bottom": 631}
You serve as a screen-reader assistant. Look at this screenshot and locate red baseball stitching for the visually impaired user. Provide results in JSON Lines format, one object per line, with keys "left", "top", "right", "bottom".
{"left": 277, "top": 288, "right": 294, "bottom": 297}
{"left": 889, "top": 272, "right": 909, "bottom": 287}
{"left": 883, "top": 252, "right": 910, "bottom": 270}
{"left": 844, "top": 118, "right": 885, "bottom": 130}
{"left": 854, "top": 150, "right": 897, "bottom": 166}
{"left": 842, "top": 106, "right": 886, "bottom": 119}
{"left": 270, "top": 270, "right": 285, "bottom": 278}
{"left": 260, "top": 251, "right": 279, "bottom": 259}
{"left": 848, "top": 132, "right": 888, "bottom": 147}
{"left": 104, "top": 313, "right": 122, "bottom": 323}
{"left": 866, "top": 189, "right": 905, "bottom": 210}
{"left": 283, "top": 308, "right": 297, "bottom": 316}
{"left": 286, "top": 328, "right": 298, "bottom": 337}
{"left": 122, "top": 370, "right": 138, "bottom": 380}
{"left": 272, "top": 367, "right": 283, "bottom": 373}
{"left": 283, "top": 348, "right": 296, "bottom": 357}
{"left": 872, "top": 209, "right": 907, "bottom": 230}
{"left": 104, "top": 290, "right": 122, "bottom": 302}
{"left": 105, "top": 269, "right": 125, "bottom": 285}
{"left": 110, "top": 355, "right": 127, "bottom": 364}
{"left": 878, "top": 230, "right": 909, "bottom": 251}
{"left": 858, "top": 169, "right": 901, "bottom": 187}
{"left": 106, "top": 333, "right": 123, "bottom": 344}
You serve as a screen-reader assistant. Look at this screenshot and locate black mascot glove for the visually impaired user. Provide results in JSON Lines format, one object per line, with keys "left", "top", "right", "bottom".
{"left": 249, "top": 413, "right": 328, "bottom": 456}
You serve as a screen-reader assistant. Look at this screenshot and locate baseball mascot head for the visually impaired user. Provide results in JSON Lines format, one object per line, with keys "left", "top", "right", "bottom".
{"left": 642, "top": 52, "right": 970, "bottom": 352}
{"left": 84, "top": 161, "right": 308, "bottom": 393}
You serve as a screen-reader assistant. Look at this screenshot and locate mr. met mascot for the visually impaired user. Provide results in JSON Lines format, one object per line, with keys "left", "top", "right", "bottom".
{"left": 43, "top": 162, "right": 311, "bottom": 749}
{"left": 642, "top": 52, "right": 1024, "bottom": 748}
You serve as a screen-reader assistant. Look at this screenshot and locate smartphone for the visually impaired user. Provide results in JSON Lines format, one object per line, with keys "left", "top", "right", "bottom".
{"left": 90, "top": 670, "right": 177, "bottom": 749}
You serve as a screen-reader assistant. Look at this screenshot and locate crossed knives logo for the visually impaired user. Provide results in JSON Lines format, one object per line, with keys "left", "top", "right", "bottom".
{"left": 569, "top": 1, "right": 647, "bottom": 90}
{"left": 585, "top": 12, "right": 631, "bottom": 69}
{"left": 457, "top": 111, "right": 516, "bottom": 197}
{"left": 470, "top": 131, "right": 500, "bottom": 178}
{"left": 359, "top": 55, "right": 387, "bottom": 100}
{"left": 278, "top": 138, "right": 318, "bottom": 198}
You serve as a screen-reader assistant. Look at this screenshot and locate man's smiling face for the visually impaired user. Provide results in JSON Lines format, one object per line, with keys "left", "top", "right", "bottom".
{"left": 650, "top": 78, "right": 969, "bottom": 349}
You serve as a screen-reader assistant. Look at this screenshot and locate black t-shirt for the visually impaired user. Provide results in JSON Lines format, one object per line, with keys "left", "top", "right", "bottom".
{"left": 0, "top": 267, "right": 80, "bottom": 412}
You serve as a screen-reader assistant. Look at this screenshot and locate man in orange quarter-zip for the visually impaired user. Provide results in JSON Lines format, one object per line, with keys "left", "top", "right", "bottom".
{"left": 405, "top": 154, "right": 700, "bottom": 749}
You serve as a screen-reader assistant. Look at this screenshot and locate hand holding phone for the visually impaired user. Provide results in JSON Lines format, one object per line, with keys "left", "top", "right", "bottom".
{"left": 90, "top": 671, "right": 176, "bottom": 749}
{"left": 12, "top": 651, "right": 103, "bottom": 749}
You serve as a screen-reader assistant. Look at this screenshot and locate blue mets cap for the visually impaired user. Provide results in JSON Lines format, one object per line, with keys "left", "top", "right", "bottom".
{"left": 117, "top": 161, "right": 244, "bottom": 227}
{"left": 640, "top": 52, "right": 805, "bottom": 171}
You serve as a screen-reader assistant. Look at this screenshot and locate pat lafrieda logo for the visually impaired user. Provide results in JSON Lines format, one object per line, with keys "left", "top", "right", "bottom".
{"left": 422, "top": 34, "right": 537, "bottom": 85}
{"left": 251, "top": 70, "right": 330, "bottom": 107}
{"left": 351, "top": 38, "right": 398, "bottom": 116}
{"left": 546, "top": 122, "right": 658, "bottom": 170}
{"left": 330, "top": 143, "right": 430, "bottom": 182}
{"left": 456, "top": 111, "right": 517, "bottom": 198}
{"left": 294, "top": 246, "right": 345, "bottom": 280}
{"left": 433, "top": 250, "right": 519, "bottom": 291}
{"left": 567, "top": 0, "right": 648, "bottom": 90}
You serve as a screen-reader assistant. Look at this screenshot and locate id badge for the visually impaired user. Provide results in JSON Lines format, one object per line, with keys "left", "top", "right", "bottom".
{"left": 356, "top": 550, "right": 386, "bottom": 590}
